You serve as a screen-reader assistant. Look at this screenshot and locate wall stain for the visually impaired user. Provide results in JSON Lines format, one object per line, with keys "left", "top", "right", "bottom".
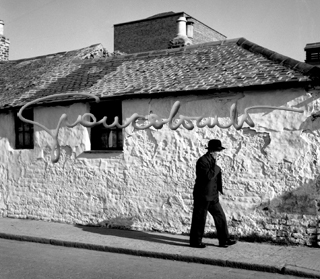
{"left": 242, "top": 127, "right": 271, "bottom": 156}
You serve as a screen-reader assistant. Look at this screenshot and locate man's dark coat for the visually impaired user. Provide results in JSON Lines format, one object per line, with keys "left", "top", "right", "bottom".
{"left": 193, "top": 152, "right": 223, "bottom": 203}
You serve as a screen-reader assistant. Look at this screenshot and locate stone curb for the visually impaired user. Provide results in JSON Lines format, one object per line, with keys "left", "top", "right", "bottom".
{"left": 0, "top": 232, "right": 319, "bottom": 278}
{"left": 283, "top": 265, "right": 320, "bottom": 279}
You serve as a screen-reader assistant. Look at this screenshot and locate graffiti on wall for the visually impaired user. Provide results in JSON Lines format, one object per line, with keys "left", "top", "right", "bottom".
{"left": 18, "top": 93, "right": 303, "bottom": 163}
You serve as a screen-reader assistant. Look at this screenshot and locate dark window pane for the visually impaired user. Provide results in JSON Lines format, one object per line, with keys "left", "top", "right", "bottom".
{"left": 101, "top": 131, "right": 109, "bottom": 148}
{"left": 29, "top": 131, "right": 33, "bottom": 146}
{"left": 109, "top": 130, "right": 117, "bottom": 148}
{"left": 18, "top": 133, "right": 24, "bottom": 147}
{"left": 15, "top": 109, "right": 34, "bottom": 149}
{"left": 24, "top": 133, "right": 30, "bottom": 146}
{"left": 23, "top": 123, "right": 30, "bottom": 132}
{"left": 117, "top": 129, "right": 123, "bottom": 147}
{"left": 90, "top": 101, "right": 122, "bottom": 150}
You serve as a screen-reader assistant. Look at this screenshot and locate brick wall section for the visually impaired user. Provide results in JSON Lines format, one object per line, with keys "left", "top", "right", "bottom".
{"left": 114, "top": 13, "right": 226, "bottom": 54}
{"left": 191, "top": 18, "right": 226, "bottom": 44}
{"left": 114, "top": 15, "right": 179, "bottom": 54}
{"left": 0, "top": 35, "right": 9, "bottom": 61}
{"left": 318, "top": 221, "right": 320, "bottom": 246}
{"left": 317, "top": 201, "right": 320, "bottom": 246}
{"left": 227, "top": 213, "right": 318, "bottom": 246}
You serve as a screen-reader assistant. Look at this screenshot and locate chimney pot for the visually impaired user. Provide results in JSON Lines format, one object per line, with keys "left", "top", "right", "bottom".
{"left": 186, "top": 19, "right": 194, "bottom": 39}
{"left": 0, "top": 20, "right": 4, "bottom": 36}
{"left": 176, "top": 16, "right": 187, "bottom": 37}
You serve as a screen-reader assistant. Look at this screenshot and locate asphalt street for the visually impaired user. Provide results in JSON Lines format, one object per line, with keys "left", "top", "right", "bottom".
{"left": 0, "top": 238, "right": 309, "bottom": 279}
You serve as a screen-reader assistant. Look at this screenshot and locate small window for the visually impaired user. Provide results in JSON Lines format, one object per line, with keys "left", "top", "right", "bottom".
{"left": 306, "top": 48, "right": 320, "bottom": 62}
{"left": 15, "top": 109, "right": 34, "bottom": 149}
{"left": 310, "top": 51, "right": 320, "bottom": 61}
{"left": 90, "top": 100, "right": 123, "bottom": 151}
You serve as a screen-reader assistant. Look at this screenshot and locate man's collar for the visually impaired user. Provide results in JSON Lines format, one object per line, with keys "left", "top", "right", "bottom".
{"left": 205, "top": 152, "right": 215, "bottom": 160}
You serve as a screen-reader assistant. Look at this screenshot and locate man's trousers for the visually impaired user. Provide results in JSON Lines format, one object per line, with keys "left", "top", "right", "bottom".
{"left": 190, "top": 199, "right": 229, "bottom": 245}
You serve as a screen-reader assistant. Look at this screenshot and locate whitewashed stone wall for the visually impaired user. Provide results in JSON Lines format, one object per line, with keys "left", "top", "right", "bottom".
{"left": 0, "top": 87, "right": 319, "bottom": 246}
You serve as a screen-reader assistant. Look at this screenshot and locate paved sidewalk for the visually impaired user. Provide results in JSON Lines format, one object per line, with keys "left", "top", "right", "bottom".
{"left": 0, "top": 218, "right": 319, "bottom": 278}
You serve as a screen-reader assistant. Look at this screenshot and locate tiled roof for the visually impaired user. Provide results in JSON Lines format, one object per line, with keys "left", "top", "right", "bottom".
{"left": 0, "top": 38, "right": 319, "bottom": 110}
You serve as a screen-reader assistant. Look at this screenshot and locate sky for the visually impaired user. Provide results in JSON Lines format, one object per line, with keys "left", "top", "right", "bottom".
{"left": 1, "top": 0, "right": 320, "bottom": 62}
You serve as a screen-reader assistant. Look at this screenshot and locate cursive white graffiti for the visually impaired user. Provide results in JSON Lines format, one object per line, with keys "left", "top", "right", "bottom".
{"left": 18, "top": 93, "right": 303, "bottom": 163}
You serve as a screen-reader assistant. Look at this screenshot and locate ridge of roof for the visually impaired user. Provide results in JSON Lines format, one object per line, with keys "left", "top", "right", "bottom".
{"left": 95, "top": 38, "right": 238, "bottom": 63}
{"left": 114, "top": 12, "right": 185, "bottom": 26}
{"left": 1, "top": 43, "right": 103, "bottom": 64}
{"left": 237, "top": 38, "right": 320, "bottom": 79}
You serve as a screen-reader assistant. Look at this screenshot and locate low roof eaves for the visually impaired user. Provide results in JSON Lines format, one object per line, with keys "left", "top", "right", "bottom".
{"left": 0, "top": 38, "right": 319, "bottom": 111}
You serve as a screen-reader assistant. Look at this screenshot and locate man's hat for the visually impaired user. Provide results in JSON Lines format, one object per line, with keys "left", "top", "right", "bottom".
{"left": 205, "top": 139, "right": 225, "bottom": 152}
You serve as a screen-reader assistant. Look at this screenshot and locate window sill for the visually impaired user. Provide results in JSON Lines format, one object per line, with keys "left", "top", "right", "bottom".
{"left": 78, "top": 150, "right": 124, "bottom": 160}
{"left": 84, "top": 150, "right": 123, "bottom": 154}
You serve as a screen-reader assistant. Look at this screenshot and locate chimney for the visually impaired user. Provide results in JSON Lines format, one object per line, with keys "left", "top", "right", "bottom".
{"left": 168, "top": 16, "right": 192, "bottom": 49}
{"left": 305, "top": 42, "right": 320, "bottom": 66}
{"left": 186, "top": 18, "right": 194, "bottom": 39}
{"left": 0, "top": 20, "right": 10, "bottom": 61}
{"left": 0, "top": 20, "right": 4, "bottom": 36}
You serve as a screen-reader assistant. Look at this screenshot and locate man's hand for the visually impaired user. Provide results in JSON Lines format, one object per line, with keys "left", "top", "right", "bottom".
{"left": 214, "top": 165, "right": 221, "bottom": 174}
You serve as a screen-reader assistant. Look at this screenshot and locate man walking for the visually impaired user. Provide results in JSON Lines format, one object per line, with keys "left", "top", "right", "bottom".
{"left": 190, "top": 139, "right": 237, "bottom": 248}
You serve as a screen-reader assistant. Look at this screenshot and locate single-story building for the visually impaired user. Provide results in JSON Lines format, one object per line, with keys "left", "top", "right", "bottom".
{"left": 0, "top": 14, "right": 320, "bottom": 246}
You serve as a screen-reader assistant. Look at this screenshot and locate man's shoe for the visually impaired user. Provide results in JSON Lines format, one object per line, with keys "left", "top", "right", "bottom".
{"left": 226, "top": 239, "right": 237, "bottom": 246}
{"left": 219, "top": 239, "right": 237, "bottom": 248}
{"left": 218, "top": 243, "right": 228, "bottom": 248}
{"left": 190, "top": 242, "right": 206, "bottom": 248}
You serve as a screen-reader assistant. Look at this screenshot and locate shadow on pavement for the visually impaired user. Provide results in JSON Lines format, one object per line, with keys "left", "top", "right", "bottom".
{"left": 75, "top": 225, "right": 191, "bottom": 247}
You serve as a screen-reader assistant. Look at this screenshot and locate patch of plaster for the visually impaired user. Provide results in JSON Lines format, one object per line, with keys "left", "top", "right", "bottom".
{"left": 0, "top": 165, "right": 9, "bottom": 211}
{"left": 100, "top": 216, "right": 136, "bottom": 229}
{"left": 254, "top": 126, "right": 278, "bottom": 132}
{"left": 233, "top": 141, "right": 242, "bottom": 154}
{"left": 60, "top": 145, "right": 72, "bottom": 169}
{"left": 146, "top": 128, "right": 159, "bottom": 157}
{"left": 162, "top": 195, "right": 189, "bottom": 213}
{"left": 315, "top": 175, "right": 320, "bottom": 198}
{"left": 299, "top": 110, "right": 320, "bottom": 132}
{"left": 261, "top": 134, "right": 271, "bottom": 156}
{"left": 242, "top": 127, "right": 271, "bottom": 156}
{"left": 231, "top": 141, "right": 242, "bottom": 168}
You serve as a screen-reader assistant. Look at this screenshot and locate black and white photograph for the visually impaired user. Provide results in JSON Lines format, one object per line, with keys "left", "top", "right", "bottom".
{"left": 0, "top": 0, "right": 320, "bottom": 278}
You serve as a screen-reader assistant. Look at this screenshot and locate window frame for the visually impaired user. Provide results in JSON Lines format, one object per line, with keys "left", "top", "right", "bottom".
{"left": 89, "top": 100, "right": 123, "bottom": 152}
{"left": 15, "top": 108, "right": 34, "bottom": 150}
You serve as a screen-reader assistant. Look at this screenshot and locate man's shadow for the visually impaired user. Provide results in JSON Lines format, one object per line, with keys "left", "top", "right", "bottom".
{"left": 75, "top": 224, "right": 221, "bottom": 248}
{"left": 75, "top": 223, "right": 191, "bottom": 247}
